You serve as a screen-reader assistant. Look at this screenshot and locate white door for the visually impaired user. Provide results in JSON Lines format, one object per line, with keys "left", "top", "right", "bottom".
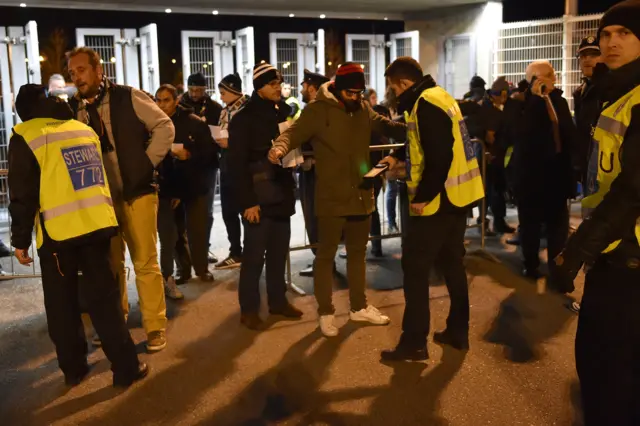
{"left": 139, "top": 24, "right": 160, "bottom": 94}
{"left": 390, "top": 31, "right": 420, "bottom": 62}
{"left": 24, "top": 21, "right": 41, "bottom": 86}
{"left": 76, "top": 28, "right": 125, "bottom": 84}
{"left": 345, "top": 34, "right": 386, "bottom": 93}
{"left": 316, "top": 29, "right": 325, "bottom": 77}
{"left": 0, "top": 27, "right": 14, "bottom": 145}
{"left": 269, "top": 33, "right": 316, "bottom": 99}
{"left": 182, "top": 31, "right": 233, "bottom": 101}
{"left": 235, "top": 27, "right": 255, "bottom": 94}
{"left": 444, "top": 35, "right": 476, "bottom": 100}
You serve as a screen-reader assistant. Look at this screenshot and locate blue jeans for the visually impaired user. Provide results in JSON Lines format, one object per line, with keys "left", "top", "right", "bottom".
{"left": 386, "top": 180, "right": 399, "bottom": 227}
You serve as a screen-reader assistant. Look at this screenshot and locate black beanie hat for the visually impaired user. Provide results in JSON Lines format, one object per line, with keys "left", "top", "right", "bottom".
{"left": 187, "top": 72, "right": 207, "bottom": 87}
{"left": 16, "top": 84, "right": 48, "bottom": 122}
{"left": 218, "top": 73, "right": 243, "bottom": 96}
{"left": 598, "top": 0, "right": 640, "bottom": 41}
{"left": 470, "top": 75, "right": 486, "bottom": 90}
{"left": 253, "top": 63, "right": 280, "bottom": 91}
{"left": 335, "top": 62, "right": 366, "bottom": 91}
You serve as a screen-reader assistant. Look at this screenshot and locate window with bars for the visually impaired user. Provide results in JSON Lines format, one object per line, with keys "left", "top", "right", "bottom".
{"left": 351, "top": 40, "right": 371, "bottom": 87}
{"left": 188, "top": 37, "right": 216, "bottom": 96}
{"left": 84, "top": 35, "right": 118, "bottom": 83}
{"left": 276, "top": 39, "right": 299, "bottom": 98}
{"left": 0, "top": 73, "right": 8, "bottom": 223}
{"left": 395, "top": 38, "right": 411, "bottom": 59}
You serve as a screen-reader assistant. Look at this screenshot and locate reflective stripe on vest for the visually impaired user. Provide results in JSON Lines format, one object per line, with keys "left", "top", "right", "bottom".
{"left": 504, "top": 146, "right": 513, "bottom": 168}
{"left": 286, "top": 97, "right": 302, "bottom": 121}
{"left": 582, "top": 85, "right": 640, "bottom": 253}
{"left": 12, "top": 118, "right": 118, "bottom": 248}
{"left": 405, "top": 86, "right": 485, "bottom": 216}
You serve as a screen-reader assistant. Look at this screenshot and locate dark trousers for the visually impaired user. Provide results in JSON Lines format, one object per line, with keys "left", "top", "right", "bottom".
{"left": 238, "top": 217, "right": 290, "bottom": 313}
{"left": 158, "top": 196, "right": 209, "bottom": 278}
{"left": 299, "top": 169, "right": 318, "bottom": 256}
{"left": 398, "top": 182, "right": 410, "bottom": 238}
{"left": 316, "top": 215, "right": 370, "bottom": 315}
{"left": 370, "top": 182, "right": 382, "bottom": 253}
{"left": 39, "top": 239, "right": 139, "bottom": 379}
{"left": 576, "top": 258, "right": 640, "bottom": 426}
{"left": 484, "top": 164, "right": 507, "bottom": 222}
{"left": 220, "top": 174, "right": 243, "bottom": 258}
{"left": 517, "top": 194, "right": 569, "bottom": 275}
{"left": 400, "top": 212, "right": 469, "bottom": 348}
{"left": 205, "top": 169, "right": 219, "bottom": 253}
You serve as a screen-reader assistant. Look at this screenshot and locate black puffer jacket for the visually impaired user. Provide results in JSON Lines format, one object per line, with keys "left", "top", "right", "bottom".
{"left": 227, "top": 92, "right": 296, "bottom": 218}
{"left": 179, "top": 93, "right": 223, "bottom": 129}
{"left": 158, "top": 105, "right": 218, "bottom": 200}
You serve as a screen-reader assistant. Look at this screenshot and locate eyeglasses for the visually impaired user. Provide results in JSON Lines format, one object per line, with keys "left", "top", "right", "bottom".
{"left": 346, "top": 89, "right": 364, "bottom": 96}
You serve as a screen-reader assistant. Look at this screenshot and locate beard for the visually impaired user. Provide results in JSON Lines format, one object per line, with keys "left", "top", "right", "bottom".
{"left": 343, "top": 99, "right": 361, "bottom": 113}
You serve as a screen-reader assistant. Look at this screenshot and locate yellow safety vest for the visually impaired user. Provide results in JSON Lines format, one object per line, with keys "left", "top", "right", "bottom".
{"left": 582, "top": 84, "right": 640, "bottom": 253}
{"left": 504, "top": 146, "right": 513, "bottom": 168}
{"left": 286, "top": 96, "right": 302, "bottom": 121}
{"left": 405, "top": 86, "right": 485, "bottom": 216}
{"left": 12, "top": 118, "right": 118, "bottom": 248}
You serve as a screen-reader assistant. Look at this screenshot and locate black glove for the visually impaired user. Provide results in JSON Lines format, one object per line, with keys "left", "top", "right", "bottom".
{"left": 551, "top": 250, "right": 583, "bottom": 294}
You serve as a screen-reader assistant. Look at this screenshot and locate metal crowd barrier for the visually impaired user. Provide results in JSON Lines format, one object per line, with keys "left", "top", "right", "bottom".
{"left": 285, "top": 138, "right": 496, "bottom": 295}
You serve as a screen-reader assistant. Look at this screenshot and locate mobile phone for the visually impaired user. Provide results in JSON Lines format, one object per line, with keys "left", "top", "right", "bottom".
{"left": 364, "top": 163, "right": 389, "bottom": 179}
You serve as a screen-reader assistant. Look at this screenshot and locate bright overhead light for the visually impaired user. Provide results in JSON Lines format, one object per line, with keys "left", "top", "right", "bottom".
{"left": 319, "top": 14, "right": 326, "bottom": 19}
{"left": 39, "top": 55, "right": 45, "bottom": 62}
{"left": 212, "top": 10, "right": 219, "bottom": 15}
{"left": 165, "top": 8, "right": 172, "bottom": 13}
{"left": 260, "top": 60, "right": 266, "bottom": 64}
{"left": 171, "top": 58, "right": 176, "bottom": 64}
{"left": 20, "top": 3, "right": 27, "bottom": 7}
{"left": 100, "top": 59, "right": 104, "bottom": 64}
{"left": 110, "top": 57, "right": 116, "bottom": 63}
{"left": 327, "top": 61, "right": 332, "bottom": 66}
{"left": 24, "top": 58, "right": 29, "bottom": 63}
{"left": 203, "top": 64, "right": 208, "bottom": 69}
{"left": 360, "top": 64, "right": 365, "bottom": 69}
{"left": 289, "top": 13, "right": 295, "bottom": 18}
{"left": 384, "top": 17, "right": 389, "bottom": 20}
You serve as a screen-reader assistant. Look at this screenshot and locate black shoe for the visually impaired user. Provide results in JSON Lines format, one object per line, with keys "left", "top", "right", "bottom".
{"left": 64, "top": 364, "right": 90, "bottom": 387}
{"left": 299, "top": 264, "right": 314, "bottom": 277}
{"left": 381, "top": 345, "right": 428, "bottom": 362}
{"left": 175, "top": 273, "right": 192, "bottom": 285}
{"left": 506, "top": 236, "right": 521, "bottom": 246}
{"left": 241, "top": 313, "right": 264, "bottom": 331}
{"left": 113, "top": 363, "right": 149, "bottom": 388}
{"left": 269, "top": 303, "right": 303, "bottom": 319}
{"left": 208, "top": 253, "right": 218, "bottom": 264}
{"left": 0, "top": 241, "right": 11, "bottom": 258}
{"left": 522, "top": 268, "right": 544, "bottom": 280}
{"left": 433, "top": 330, "right": 469, "bottom": 351}
{"left": 494, "top": 221, "right": 516, "bottom": 234}
{"left": 198, "top": 272, "right": 215, "bottom": 282}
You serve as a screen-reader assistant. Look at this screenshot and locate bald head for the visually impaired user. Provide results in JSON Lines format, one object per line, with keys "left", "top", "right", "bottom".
{"left": 525, "top": 60, "right": 556, "bottom": 84}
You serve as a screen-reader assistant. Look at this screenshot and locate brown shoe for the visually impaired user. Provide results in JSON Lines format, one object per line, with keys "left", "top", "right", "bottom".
{"left": 269, "top": 303, "right": 303, "bottom": 319}
{"left": 146, "top": 330, "right": 167, "bottom": 353}
{"left": 240, "top": 313, "right": 264, "bottom": 331}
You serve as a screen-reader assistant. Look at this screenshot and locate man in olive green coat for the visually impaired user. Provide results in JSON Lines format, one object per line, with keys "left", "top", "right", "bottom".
{"left": 269, "top": 63, "right": 406, "bottom": 337}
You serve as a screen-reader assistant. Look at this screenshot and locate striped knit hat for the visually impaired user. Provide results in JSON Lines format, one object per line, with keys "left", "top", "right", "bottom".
{"left": 253, "top": 62, "right": 280, "bottom": 91}
{"left": 218, "top": 73, "right": 243, "bottom": 96}
{"left": 335, "top": 62, "right": 366, "bottom": 91}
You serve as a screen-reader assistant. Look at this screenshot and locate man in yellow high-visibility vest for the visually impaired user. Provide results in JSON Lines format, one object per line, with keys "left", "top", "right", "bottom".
{"left": 8, "top": 84, "right": 147, "bottom": 388}
{"left": 379, "top": 57, "right": 484, "bottom": 362}
{"left": 555, "top": 1, "right": 640, "bottom": 424}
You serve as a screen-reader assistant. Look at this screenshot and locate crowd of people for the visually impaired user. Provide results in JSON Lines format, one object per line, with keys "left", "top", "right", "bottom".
{"left": 4, "top": 0, "right": 639, "bottom": 423}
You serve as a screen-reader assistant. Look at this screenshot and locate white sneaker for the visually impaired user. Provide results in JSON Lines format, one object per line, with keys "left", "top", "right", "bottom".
{"left": 164, "top": 277, "right": 184, "bottom": 300}
{"left": 319, "top": 315, "right": 339, "bottom": 337}
{"left": 349, "top": 305, "right": 390, "bottom": 325}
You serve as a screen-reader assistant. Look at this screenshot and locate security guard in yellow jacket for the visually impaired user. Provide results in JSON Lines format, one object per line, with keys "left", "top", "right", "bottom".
{"left": 555, "top": 2, "right": 640, "bottom": 424}
{"left": 8, "top": 84, "right": 147, "bottom": 388}
{"left": 380, "top": 58, "right": 484, "bottom": 361}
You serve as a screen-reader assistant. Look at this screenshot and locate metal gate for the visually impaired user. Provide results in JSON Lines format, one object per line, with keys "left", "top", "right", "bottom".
{"left": 269, "top": 31, "right": 324, "bottom": 100}
{"left": 444, "top": 34, "right": 476, "bottom": 100}
{"left": 181, "top": 31, "right": 235, "bottom": 100}
{"left": 76, "top": 25, "right": 160, "bottom": 93}
{"left": 492, "top": 14, "right": 602, "bottom": 110}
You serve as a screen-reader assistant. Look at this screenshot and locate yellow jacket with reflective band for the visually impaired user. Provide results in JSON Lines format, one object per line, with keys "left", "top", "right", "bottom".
{"left": 405, "top": 86, "right": 485, "bottom": 216}
{"left": 582, "top": 84, "right": 640, "bottom": 253}
{"left": 12, "top": 118, "right": 118, "bottom": 249}
{"left": 286, "top": 96, "right": 302, "bottom": 121}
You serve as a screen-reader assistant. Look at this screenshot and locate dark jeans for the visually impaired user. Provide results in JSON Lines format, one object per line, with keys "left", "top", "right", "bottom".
{"left": 316, "top": 215, "right": 370, "bottom": 315}
{"left": 205, "top": 169, "right": 219, "bottom": 252}
{"left": 576, "top": 258, "right": 640, "bottom": 426}
{"left": 158, "top": 196, "right": 209, "bottom": 278}
{"left": 370, "top": 181, "right": 382, "bottom": 253}
{"left": 517, "top": 193, "right": 569, "bottom": 276}
{"left": 220, "top": 174, "right": 243, "bottom": 258}
{"left": 398, "top": 182, "right": 410, "bottom": 237}
{"left": 484, "top": 163, "right": 507, "bottom": 222}
{"left": 238, "top": 217, "right": 291, "bottom": 313}
{"left": 299, "top": 168, "right": 318, "bottom": 256}
{"left": 400, "top": 212, "right": 469, "bottom": 348}
{"left": 39, "top": 239, "right": 139, "bottom": 379}
{"left": 386, "top": 180, "right": 399, "bottom": 227}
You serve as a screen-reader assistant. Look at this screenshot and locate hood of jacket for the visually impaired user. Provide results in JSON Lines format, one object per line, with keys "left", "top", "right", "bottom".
{"left": 314, "top": 81, "right": 367, "bottom": 112}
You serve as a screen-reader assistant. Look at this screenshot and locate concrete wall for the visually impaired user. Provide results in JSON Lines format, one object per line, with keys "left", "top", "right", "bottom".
{"left": 404, "top": 1, "right": 502, "bottom": 86}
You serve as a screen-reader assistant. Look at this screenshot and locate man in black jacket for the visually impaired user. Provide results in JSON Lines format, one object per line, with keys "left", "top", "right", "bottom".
{"left": 156, "top": 84, "right": 216, "bottom": 298}
{"left": 572, "top": 36, "right": 603, "bottom": 196}
{"left": 67, "top": 47, "right": 174, "bottom": 353}
{"left": 227, "top": 63, "right": 303, "bottom": 330}
{"left": 180, "top": 72, "right": 223, "bottom": 264}
{"left": 9, "top": 85, "right": 147, "bottom": 388}
{"left": 555, "top": 2, "right": 640, "bottom": 423}
{"left": 511, "top": 60, "right": 576, "bottom": 291}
